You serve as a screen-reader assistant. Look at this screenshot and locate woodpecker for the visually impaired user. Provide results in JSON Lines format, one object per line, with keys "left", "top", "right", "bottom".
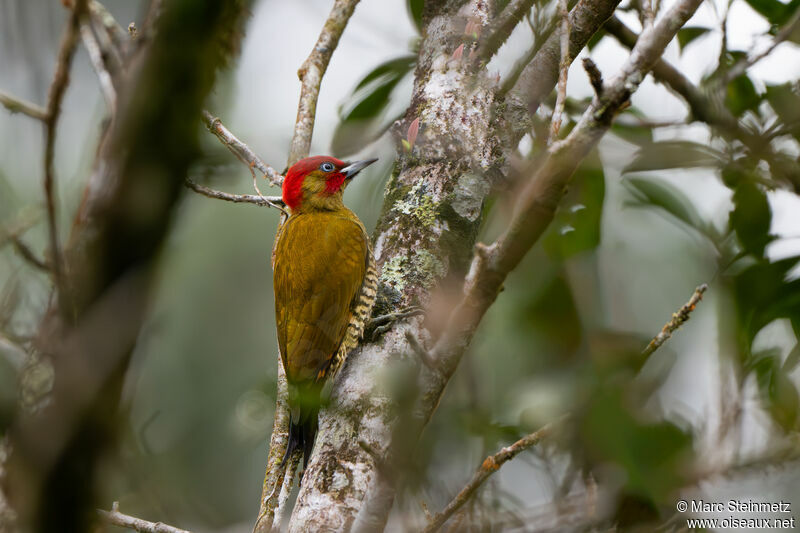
{"left": 273, "top": 155, "right": 378, "bottom": 468}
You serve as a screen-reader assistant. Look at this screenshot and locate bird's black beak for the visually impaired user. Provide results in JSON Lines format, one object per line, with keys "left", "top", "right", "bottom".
{"left": 341, "top": 158, "right": 378, "bottom": 180}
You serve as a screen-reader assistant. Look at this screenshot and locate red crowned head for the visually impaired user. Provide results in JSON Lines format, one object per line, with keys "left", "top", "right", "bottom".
{"left": 282, "top": 156, "right": 377, "bottom": 213}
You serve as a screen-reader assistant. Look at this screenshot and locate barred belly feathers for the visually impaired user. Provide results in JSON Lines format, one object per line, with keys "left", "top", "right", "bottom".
{"left": 272, "top": 155, "right": 378, "bottom": 468}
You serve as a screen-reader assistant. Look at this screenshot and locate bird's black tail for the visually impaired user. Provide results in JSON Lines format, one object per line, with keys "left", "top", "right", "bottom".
{"left": 280, "top": 386, "right": 320, "bottom": 469}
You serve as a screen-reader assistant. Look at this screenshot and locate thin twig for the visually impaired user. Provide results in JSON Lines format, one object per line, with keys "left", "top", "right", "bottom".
{"left": 422, "top": 421, "right": 559, "bottom": 533}
{"left": 603, "top": 15, "right": 800, "bottom": 193}
{"left": 287, "top": 0, "right": 361, "bottom": 166}
{"left": 201, "top": 110, "right": 283, "bottom": 186}
{"left": 184, "top": 179, "right": 286, "bottom": 213}
{"left": 549, "top": 0, "right": 571, "bottom": 143}
{"left": 0, "top": 208, "right": 41, "bottom": 250}
{"left": 582, "top": 57, "right": 604, "bottom": 97}
{"left": 642, "top": 0, "right": 655, "bottom": 28}
{"left": 405, "top": 331, "right": 439, "bottom": 373}
{"left": 255, "top": 364, "right": 291, "bottom": 532}
{"left": 719, "top": 8, "right": 800, "bottom": 86}
{"left": 98, "top": 502, "right": 190, "bottom": 533}
{"left": 80, "top": 20, "right": 117, "bottom": 112}
{"left": 44, "top": 0, "right": 89, "bottom": 310}
{"left": 0, "top": 90, "right": 47, "bottom": 121}
{"left": 88, "top": 0, "right": 128, "bottom": 52}
{"left": 10, "top": 237, "right": 49, "bottom": 273}
{"left": 508, "top": 0, "right": 622, "bottom": 113}
{"left": 642, "top": 284, "right": 707, "bottom": 358}
{"left": 477, "top": 0, "right": 537, "bottom": 64}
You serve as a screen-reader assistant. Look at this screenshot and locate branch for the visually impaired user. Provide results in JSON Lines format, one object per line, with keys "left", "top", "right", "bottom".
{"left": 0, "top": 208, "right": 41, "bottom": 250}
{"left": 432, "top": 0, "right": 705, "bottom": 379}
{"left": 603, "top": 15, "right": 800, "bottom": 192}
{"left": 0, "top": 90, "right": 47, "bottom": 121}
{"left": 80, "top": 20, "right": 117, "bottom": 112}
{"left": 642, "top": 284, "right": 707, "bottom": 358}
{"left": 201, "top": 110, "right": 283, "bottom": 186}
{"left": 603, "top": 16, "right": 738, "bottom": 132}
{"left": 476, "top": 0, "right": 537, "bottom": 63}
{"left": 98, "top": 503, "right": 190, "bottom": 533}
{"left": 88, "top": 0, "right": 128, "bottom": 54}
{"left": 254, "top": 364, "right": 291, "bottom": 533}
{"left": 549, "top": 0, "right": 571, "bottom": 143}
{"left": 43, "top": 0, "right": 89, "bottom": 310}
{"left": 10, "top": 237, "right": 49, "bottom": 273}
{"left": 422, "top": 421, "right": 558, "bottom": 533}
{"left": 508, "top": 0, "right": 621, "bottom": 114}
{"left": 286, "top": 0, "right": 361, "bottom": 166}
{"left": 184, "top": 179, "right": 285, "bottom": 213}
{"left": 5, "top": 2, "right": 251, "bottom": 530}
{"left": 719, "top": 8, "right": 800, "bottom": 86}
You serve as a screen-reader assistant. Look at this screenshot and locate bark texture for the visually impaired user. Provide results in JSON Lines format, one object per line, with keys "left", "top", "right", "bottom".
{"left": 288, "top": 1, "right": 505, "bottom": 530}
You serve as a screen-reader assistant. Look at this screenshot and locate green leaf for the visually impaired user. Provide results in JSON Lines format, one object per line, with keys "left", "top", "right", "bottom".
{"left": 331, "top": 56, "right": 415, "bottom": 157}
{"left": 611, "top": 122, "right": 654, "bottom": 146}
{"left": 677, "top": 27, "right": 711, "bottom": 52}
{"left": 750, "top": 352, "right": 799, "bottom": 431}
{"left": 766, "top": 83, "right": 800, "bottom": 140}
{"left": 407, "top": 0, "right": 424, "bottom": 32}
{"left": 579, "top": 388, "right": 692, "bottom": 503}
{"left": 743, "top": 0, "right": 787, "bottom": 24}
{"left": 341, "top": 72, "right": 402, "bottom": 122}
{"left": 624, "top": 176, "right": 706, "bottom": 232}
{"left": 543, "top": 150, "right": 605, "bottom": 259}
{"left": 744, "top": 0, "right": 800, "bottom": 26}
{"left": 733, "top": 256, "right": 800, "bottom": 345}
{"left": 353, "top": 56, "right": 416, "bottom": 92}
{"left": 725, "top": 74, "right": 762, "bottom": 117}
{"left": 729, "top": 180, "right": 772, "bottom": 258}
{"left": 623, "top": 141, "right": 723, "bottom": 173}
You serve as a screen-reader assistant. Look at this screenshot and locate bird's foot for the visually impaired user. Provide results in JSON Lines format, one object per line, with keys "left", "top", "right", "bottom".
{"left": 366, "top": 306, "right": 424, "bottom": 340}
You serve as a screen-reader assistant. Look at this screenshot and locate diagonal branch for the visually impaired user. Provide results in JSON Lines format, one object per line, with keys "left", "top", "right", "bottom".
{"left": 10, "top": 237, "right": 49, "bottom": 273}
{"left": 549, "top": 0, "right": 571, "bottom": 143}
{"left": 603, "top": 15, "right": 800, "bottom": 193}
{"left": 184, "top": 179, "right": 285, "bottom": 212}
{"left": 508, "top": 0, "right": 621, "bottom": 114}
{"left": 43, "top": 0, "right": 89, "bottom": 309}
{"left": 201, "top": 110, "right": 283, "bottom": 186}
{"left": 80, "top": 20, "right": 117, "bottom": 112}
{"left": 642, "top": 284, "right": 707, "bottom": 358}
{"left": 88, "top": 0, "right": 128, "bottom": 54}
{"left": 422, "top": 420, "right": 560, "bottom": 533}
{"left": 0, "top": 90, "right": 47, "bottom": 121}
{"left": 432, "top": 0, "right": 705, "bottom": 379}
{"left": 476, "top": 0, "right": 538, "bottom": 64}
{"left": 98, "top": 503, "right": 190, "bottom": 533}
{"left": 286, "top": 0, "right": 362, "bottom": 166}
{"left": 719, "top": 8, "right": 800, "bottom": 86}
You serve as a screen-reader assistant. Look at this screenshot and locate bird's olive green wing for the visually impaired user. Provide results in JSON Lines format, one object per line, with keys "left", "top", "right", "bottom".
{"left": 273, "top": 213, "right": 368, "bottom": 385}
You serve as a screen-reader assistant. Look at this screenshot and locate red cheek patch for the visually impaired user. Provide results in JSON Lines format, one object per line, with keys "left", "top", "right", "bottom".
{"left": 324, "top": 173, "right": 346, "bottom": 195}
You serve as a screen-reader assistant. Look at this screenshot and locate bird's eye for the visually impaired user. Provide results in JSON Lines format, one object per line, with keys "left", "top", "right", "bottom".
{"left": 320, "top": 162, "right": 335, "bottom": 172}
